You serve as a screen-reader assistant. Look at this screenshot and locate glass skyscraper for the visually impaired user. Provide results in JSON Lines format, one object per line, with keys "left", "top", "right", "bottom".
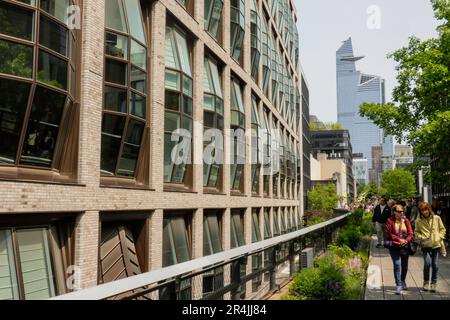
{"left": 336, "top": 38, "right": 393, "bottom": 175}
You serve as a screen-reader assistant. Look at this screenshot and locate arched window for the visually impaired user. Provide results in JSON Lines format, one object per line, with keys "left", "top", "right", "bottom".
{"left": 101, "top": 0, "right": 148, "bottom": 179}
{"left": 203, "top": 56, "right": 223, "bottom": 189}
{"left": 0, "top": 0, "right": 79, "bottom": 176}
{"left": 164, "top": 24, "right": 193, "bottom": 186}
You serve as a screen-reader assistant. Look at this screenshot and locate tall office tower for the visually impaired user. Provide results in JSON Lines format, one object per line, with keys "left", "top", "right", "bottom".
{"left": 336, "top": 37, "right": 393, "bottom": 168}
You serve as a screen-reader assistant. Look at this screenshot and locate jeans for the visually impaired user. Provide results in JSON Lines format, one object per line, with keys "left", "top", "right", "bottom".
{"left": 423, "top": 248, "right": 440, "bottom": 284}
{"left": 375, "top": 222, "right": 386, "bottom": 245}
{"left": 389, "top": 249, "right": 409, "bottom": 287}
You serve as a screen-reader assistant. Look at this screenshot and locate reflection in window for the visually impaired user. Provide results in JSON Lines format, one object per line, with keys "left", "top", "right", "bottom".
{"left": 164, "top": 25, "right": 193, "bottom": 185}
{"left": 230, "top": 210, "right": 245, "bottom": 249}
{"left": 273, "top": 208, "right": 280, "bottom": 237}
{"left": 0, "top": 0, "right": 77, "bottom": 170}
{"left": 263, "top": 208, "right": 272, "bottom": 240}
{"left": 251, "top": 209, "right": 262, "bottom": 291}
{"left": 272, "top": 119, "right": 279, "bottom": 197}
{"left": 203, "top": 57, "right": 223, "bottom": 189}
{"left": 230, "top": 79, "right": 245, "bottom": 191}
{"left": 204, "top": 0, "right": 223, "bottom": 39}
{"left": 250, "top": 0, "right": 261, "bottom": 80}
{"left": 261, "top": 17, "right": 271, "bottom": 98}
{"left": 101, "top": 0, "right": 147, "bottom": 178}
{"left": 262, "top": 108, "right": 271, "bottom": 195}
{"left": 230, "top": 0, "right": 245, "bottom": 62}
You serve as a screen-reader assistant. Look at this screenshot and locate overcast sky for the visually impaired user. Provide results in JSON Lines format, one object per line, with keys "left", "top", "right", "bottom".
{"left": 295, "top": 0, "right": 440, "bottom": 123}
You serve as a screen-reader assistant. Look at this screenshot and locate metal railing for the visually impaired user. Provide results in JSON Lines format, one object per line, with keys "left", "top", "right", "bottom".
{"left": 51, "top": 212, "right": 350, "bottom": 300}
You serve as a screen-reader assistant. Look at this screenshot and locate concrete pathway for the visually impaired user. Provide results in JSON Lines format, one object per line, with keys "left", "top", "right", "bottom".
{"left": 365, "top": 236, "right": 450, "bottom": 300}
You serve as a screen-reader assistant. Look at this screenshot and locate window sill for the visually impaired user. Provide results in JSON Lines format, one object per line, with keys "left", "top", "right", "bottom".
{"left": 164, "top": 184, "right": 197, "bottom": 194}
{"left": 203, "top": 188, "right": 226, "bottom": 195}
{"left": 100, "top": 177, "right": 150, "bottom": 190}
{"left": 230, "top": 191, "right": 247, "bottom": 197}
{"left": 0, "top": 167, "right": 80, "bottom": 186}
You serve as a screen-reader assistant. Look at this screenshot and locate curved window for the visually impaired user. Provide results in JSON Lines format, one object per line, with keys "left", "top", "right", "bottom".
{"left": 204, "top": 0, "right": 223, "bottom": 40}
{"left": 270, "top": 36, "right": 279, "bottom": 106}
{"left": 279, "top": 128, "right": 286, "bottom": 198}
{"left": 230, "top": 0, "right": 245, "bottom": 63}
{"left": 203, "top": 57, "right": 223, "bottom": 189}
{"left": 251, "top": 97, "right": 261, "bottom": 193}
{"left": 101, "top": 0, "right": 148, "bottom": 178}
{"left": 272, "top": 119, "right": 279, "bottom": 197}
{"left": 250, "top": 0, "right": 261, "bottom": 80}
{"left": 261, "top": 17, "right": 271, "bottom": 98}
{"left": 230, "top": 78, "right": 245, "bottom": 192}
{"left": 0, "top": 0, "right": 78, "bottom": 170}
{"left": 262, "top": 108, "right": 271, "bottom": 195}
{"left": 164, "top": 25, "right": 193, "bottom": 185}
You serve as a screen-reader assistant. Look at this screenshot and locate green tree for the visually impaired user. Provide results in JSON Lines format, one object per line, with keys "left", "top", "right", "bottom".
{"left": 381, "top": 168, "right": 416, "bottom": 200}
{"left": 308, "top": 183, "right": 340, "bottom": 213}
{"left": 359, "top": 0, "right": 450, "bottom": 192}
{"left": 357, "top": 183, "right": 379, "bottom": 203}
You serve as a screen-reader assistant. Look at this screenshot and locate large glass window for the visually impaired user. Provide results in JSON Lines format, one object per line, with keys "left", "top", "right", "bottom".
{"left": 250, "top": 0, "right": 261, "bottom": 80}
{"left": 230, "top": 210, "right": 245, "bottom": 249}
{"left": 251, "top": 208, "right": 262, "bottom": 291}
{"left": 0, "top": 220, "right": 74, "bottom": 301}
{"left": 263, "top": 208, "right": 272, "bottom": 240}
{"left": 164, "top": 24, "right": 193, "bottom": 185}
{"left": 273, "top": 208, "right": 280, "bottom": 237}
{"left": 0, "top": 0, "right": 78, "bottom": 170}
{"left": 203, "top": 210, "right": 224, "bottom": 299}
{"left": 251, "top": 97, "right": 261, "bottom": 194}
{"left": 272, "top": 119, "right": 279, "bottom": 197}
{"left": 262, "top": 108, "right": 271, "bottom": 195}
{"left": 261, "top": 17, "right": 271, "bottom": 98}
{"left": 230, "top": 79, "right": 246, "bottom": 191}
{"left": 203, "top": 57, "right": 223, "bottom": 189}
{"left": 101, "top": 0, "right": 147, "bottom": 178}
{"left": 204, "top": 0, "right": 223, "bottom": 40}
{"left": 230, "top": 0, "right": 245, "bottom": 62}
{"left": 162, "top": 212, "right": 192, "bottom": 300}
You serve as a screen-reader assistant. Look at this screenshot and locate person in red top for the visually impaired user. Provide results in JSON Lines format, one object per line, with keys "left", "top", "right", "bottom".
{"left": 385, "top": 204, "right": 414, "bottom": 295}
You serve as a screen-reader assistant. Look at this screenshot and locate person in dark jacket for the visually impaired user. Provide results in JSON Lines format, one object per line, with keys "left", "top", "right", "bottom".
{"left": 372, "top": 197, "right": 392, "bottom": 248}
{"left": 386, "top": 204, "right": 414, "bottom": 295}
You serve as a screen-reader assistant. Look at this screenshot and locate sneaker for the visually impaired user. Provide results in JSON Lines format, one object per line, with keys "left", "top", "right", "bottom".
{"left": 376, "top": 244, "right": 383, "bottom": 248}
{"left": 423, "top": 281, "right": 430, "bottom": 291}
{"left": 395, "top": 286, "right": 402, "bottom": 295}
{"left": 401, "top": 281, "right": 408, "bottom": 291}
{"left": 430, "top": 283, "right": 437, "bottom": 293}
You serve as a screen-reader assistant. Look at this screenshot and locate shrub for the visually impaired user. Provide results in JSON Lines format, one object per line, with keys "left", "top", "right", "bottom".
{"left": 290, "top": 267, "right": 322, "bottom": 300}
{"left": 337, "top": 226, "right": 363, "bottom": 250}
{"left": 303, "top": 210, "right": 333, "bottom": 227}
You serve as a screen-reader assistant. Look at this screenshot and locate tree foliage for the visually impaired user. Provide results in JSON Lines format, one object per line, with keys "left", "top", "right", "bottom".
{"left": 381, "top": 168, "right": 417, "bottom": 200}
{"left": 359, "top": 0, "right": 450, "bottom": 191}
{"left": 308, "top": 183, "right": 340, "bottom": 213}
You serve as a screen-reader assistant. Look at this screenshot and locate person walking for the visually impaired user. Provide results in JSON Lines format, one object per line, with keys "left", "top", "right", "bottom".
{"left": 385, "top": 204, "right": 414, "bottom": 295}
{"left": 415, "top": 202, "right": 447, "bottom": 292}
{"left": 372, "top": 197, "right": 391, "bottom": 248}
{"left": 405, "top": 197, "right": 419, "bottom": 229}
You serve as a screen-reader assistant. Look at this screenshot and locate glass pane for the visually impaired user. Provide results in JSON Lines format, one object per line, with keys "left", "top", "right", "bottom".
{"left": 165, "top": 27, "right": 179, "bottom": 70}
{"left": 165, "top": 112, "right": 180, "bottom": 133}
{"left": 208, "top": 165, "right": 219, "bottom": 188}
{"left": 105, "top": 32, "right": 128, "bottom": 59}
{"left": 171, "top": 217, "right": 190, "bottom": 264}
{"left": 39, "top": 15, "right": 68, "bottom": 56}
{"left": 118, "top": 120, "right": 144, "bottom": 177}
{"left": 0, "top": 39, "right": 33, "bottom": 78}
{"left": 174, "top": 30, "right": 191, "bottom": 76}
{"left": 207, "top": 215, "right": 222, "bottom": 253}
{"left": 209, "top": 60, "right": 222, "bottom": 98}
{"left": 172, "top": 164, "right": 186, "bottom": 184}
{"left": 0, "top": 79, "right": 30, "bottom": 165}
{"left": 204, "top": 111, "right": 214, "bottom": 128}
{"left": 165, "top": 91, "right": 180, "bottom": 111}
{"left": 183, "top": 77, "right": 193, "bottom": 97}
{"left": 183, "top": 96, "right": 193, "bottom": 116}
{"left": 100, "top": 114, "right": 125, "bottom": 176}
{"left": 131, "top": 40, "right": 146, "bottom": 69}
{"left": 162, "top": 218, "right": 177, "bottom": 267}
{"left": 104, "top": 86, "right": 127, "bottom": 113}
{"left": 16, "top": 228, "right": 56, "bottom": 300}
{"left": 105, "top": 0, "right": 127, "bottom": 32}
{"left": 20, "top": 86, "right": 66, "bottom": 168}
{"left": 203, "top": 59, "right": 213, "bottom": 94}
{"left": 0, "top": 229, "right": 20, "bottom": 300}
{"left": 131, "top": 66, "right": 146, "bottom": 94}
{"left": 130, "top": 92, "right": 146, "bottom": 118}
{"left": 164, "top": 134, "right": 176, "bottom": 182}
{"left": 124, "top": 0, "right": 146, "bottom": 44}
{"left": 203, "top": 95, "right": 215, "bottom": 112}
{"left": 165, "top": 70, "right": 180, "bottom": 91}
{"left": 40, "top": 0, "right": 69, "bottom": 24}
{"left": 37, "top": 50, "right": 68, "bottom": 89}
{"left": 0, "top": 2, "right": 34, "bottom": 41}
{"left": 105, "top": 58, "right": 127, "bottom": 85}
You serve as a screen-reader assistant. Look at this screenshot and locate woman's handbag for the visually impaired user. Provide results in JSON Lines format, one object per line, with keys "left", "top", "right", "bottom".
{"left": 405, "top": 241, "right": 417, "bottom": 256}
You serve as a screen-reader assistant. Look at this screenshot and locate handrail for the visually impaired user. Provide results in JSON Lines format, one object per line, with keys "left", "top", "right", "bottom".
{"left": 51, "top": 212, "right": 350, "bottom": 300}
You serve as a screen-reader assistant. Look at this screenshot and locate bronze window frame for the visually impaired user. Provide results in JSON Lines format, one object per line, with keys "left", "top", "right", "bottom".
{"left": 0, "top": 0, "right": 81, "bottom": 184}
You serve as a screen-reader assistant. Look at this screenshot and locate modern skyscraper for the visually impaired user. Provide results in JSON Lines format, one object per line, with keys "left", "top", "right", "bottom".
{"left": 336, "top": 37, "right": 393, "bottom": 170}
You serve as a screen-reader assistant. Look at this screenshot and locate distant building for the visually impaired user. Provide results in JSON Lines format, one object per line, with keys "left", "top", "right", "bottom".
{"left": 370, "top": 145, "right": 383, "bottom": 186}
{"left": 393, "top": 145, "right": 413, "bottom": 170}
{"left": 336, "top": 37, "right": 394, "bottom": 168}
{"left": 310, "top": 129, "right": 355, "bottom": 201}
{"left": 353, "top": 156, "right": 369, "bottom": 186}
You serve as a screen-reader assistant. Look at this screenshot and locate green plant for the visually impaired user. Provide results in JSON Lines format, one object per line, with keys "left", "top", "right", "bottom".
{"left": 308, "top": 184, "right": 340, "bottom": 213}
{"left": 337, "top": 226, "right": 363, "bottom": 250}
{"left": 289, "top": 267, "right": 322, "bottom": 300}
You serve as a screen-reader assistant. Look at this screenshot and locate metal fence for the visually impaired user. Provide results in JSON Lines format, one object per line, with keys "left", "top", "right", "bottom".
{"left": 51, "top": 213, "right": 349, "bottom": 300}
